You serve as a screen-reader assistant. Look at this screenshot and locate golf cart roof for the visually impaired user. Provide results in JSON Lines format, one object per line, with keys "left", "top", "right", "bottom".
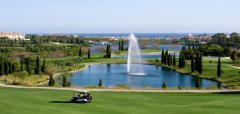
{"left": 73, "top": 90, "right": 90, "bottom": 93}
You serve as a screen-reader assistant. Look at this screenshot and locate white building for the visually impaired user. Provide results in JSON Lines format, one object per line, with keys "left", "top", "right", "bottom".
{"left": 0, "top": 32, "right": 25, "bottom": 40}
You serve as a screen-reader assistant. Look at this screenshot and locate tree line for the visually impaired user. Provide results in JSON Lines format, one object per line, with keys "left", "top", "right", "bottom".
{"left": 0, "top": 55, "right": 46, "bottom": 77}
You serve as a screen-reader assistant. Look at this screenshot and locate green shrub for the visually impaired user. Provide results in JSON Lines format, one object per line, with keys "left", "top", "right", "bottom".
{"left": 13, "top": 71, "right": 28, "bottom": 79}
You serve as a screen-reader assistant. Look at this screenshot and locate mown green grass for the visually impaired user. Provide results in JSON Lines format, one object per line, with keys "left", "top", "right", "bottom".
{"left": 0, "top": 87, "right": 240, "bottom": 114}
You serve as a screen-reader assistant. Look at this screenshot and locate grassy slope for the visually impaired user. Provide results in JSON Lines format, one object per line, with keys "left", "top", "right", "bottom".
{"left": 0, "top": 87, "right": 240, "bottom": 114}
{"left": 149, "top": 56, "right": 240, "bottom": 88}
{"left": 177, "top": 57, "right": 240, "bottom": 88}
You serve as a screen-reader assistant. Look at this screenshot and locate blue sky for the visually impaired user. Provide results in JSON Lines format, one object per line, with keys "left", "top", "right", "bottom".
{"left": 0, "top": 0, "right": 240, "bottom": 33}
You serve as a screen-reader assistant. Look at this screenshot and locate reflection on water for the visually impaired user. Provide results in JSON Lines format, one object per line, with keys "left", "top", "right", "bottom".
{"left": 70, "top": 64, "right": 223, "bottom": 89}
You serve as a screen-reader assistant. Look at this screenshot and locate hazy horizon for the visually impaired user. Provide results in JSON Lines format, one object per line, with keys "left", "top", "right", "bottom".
{"left": 1, "top": 0, "right": 240, "bottom": 33}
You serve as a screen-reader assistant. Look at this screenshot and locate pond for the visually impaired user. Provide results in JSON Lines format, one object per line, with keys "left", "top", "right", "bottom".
{"left": 70, "top": 64, "right": 222, "bottom": 89}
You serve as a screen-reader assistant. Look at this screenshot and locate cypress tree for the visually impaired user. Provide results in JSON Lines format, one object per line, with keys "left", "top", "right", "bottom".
{"left": 62, "top": 76, "right": 68, "bottom": 87}
{"left": 108, "top": 44, "right": 111, "bottom": 58}
{"left": 98, "top": 78, "right": 103, "bottom": 87}
{"left": 164, "top": 50, "right": 168, "bottom": 65}
{"left": 88, "top": 48, "right": 91, "bottom": 59}
{"left": 9, "top": 62, "right": 12, "bottom": 74}
{"left": 195, "top": 77, "right": 200, "bottom": 89}
{"left": 121, "top": 39, "right": 124, "bottom": 51}
{"left": 78, "top": 46, "right": 82, "bottom": 57}
{"left": 191, "top": 55, "right": 195, "bottom": 72}
{"left": 182, "top": 52, "right": 185, "bottom": 68}
{"left": 41, "top": 58, "right": 46, "bottom": 73}
{"left": 178, "top": 52, "right": 182, "bottom": 68}
{"left": 106, "top": 45, "right": 109, "bottom": 58}
{"left": 217, "top": 57, "right": 221, "bottom": 77}
{"left": 168, "top": 54, "right": 171, "bottom": 66}
{"left": 106, "top": 44, "right": 111, "bottom": 58}
{"left": 170, "top": 54, "right": 173, "bottom": 66}
{"left": 198, "top": 53, "right": 203, "bottom": 75}
{"left": 4, "top": 61, "right": 8, "bottom": 75}
{"left": 161, "top": 49, "right": 165, "bottom": 64}
{"left": 35, "top": 56, "right": 40, "bottom": 74}
{"left": 162, "top": 81, "right": 167, "bottom": 89}
{"left": 173, "top": 53, "right": 176, "bottom": 66}
{"left": 25, "top": 57, "right": 31, "bottom": 74}
{"left": 0, "top": 56, "right": 4, "bottom": 76}
{"left": 195, "top": 52, "right": 199, "bottom": 72}
{"left": 118, "top": 41, "right": 121, "bottom": 51}
{"left": 48, "top": 74, "right": 55, "bottom": 86}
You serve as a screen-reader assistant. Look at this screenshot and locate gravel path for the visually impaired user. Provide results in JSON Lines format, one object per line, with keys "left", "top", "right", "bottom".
{"left": 1, "top": 83, "right": 240, "bottom": 93}
{"left": 226, "top": 65, "right": 240, "bottom": 69}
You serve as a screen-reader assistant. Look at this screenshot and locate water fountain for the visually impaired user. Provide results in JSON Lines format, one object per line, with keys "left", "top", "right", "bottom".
{"left": 127, "top": 34, "right": 146, "bottom": 75}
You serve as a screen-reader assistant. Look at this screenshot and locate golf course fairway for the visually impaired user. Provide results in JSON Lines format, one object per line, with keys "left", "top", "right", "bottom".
{"left": 0, "top": 87, "right": 240, "bottom": 114}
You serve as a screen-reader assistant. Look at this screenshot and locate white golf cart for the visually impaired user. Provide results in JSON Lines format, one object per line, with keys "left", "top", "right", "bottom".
{"left": 71, "top": 90, "right": 92, "bottom": 103}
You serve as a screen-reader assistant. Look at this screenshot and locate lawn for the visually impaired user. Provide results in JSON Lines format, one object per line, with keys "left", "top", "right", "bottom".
{"left": 0, "top": 87, "right": 240, "bottom": 114}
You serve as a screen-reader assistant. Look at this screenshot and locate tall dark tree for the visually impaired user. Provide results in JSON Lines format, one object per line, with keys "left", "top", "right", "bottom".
{"left": 191, "top": 55, "right": 195, "bottom": 72}
{"left": 41, "top": 58, "right": 46, "bottom": 73}
{"left": 106, "top": 44, "right": 111, "bottom": 58}
{"left": 173, "top": 53, "right": 176, "bottom": 66}
{"left": 88, "top": 48, "right": 91, "bottom": 59}
{"left": 62, "top": 76, "right": 68, "bottom": 87}
{"left": 35, "top": 56, "right": 41, "bottom": 74}
{"left": 162, "top": 81, "right": 167, "bottom": 89}
{"left": 25, "top": 57, "right": 31, "bottom": 74}
{"left": 8, "top": 62, "right": 12, "bottom": 74}
{"left": 78, "top": 46, "right": 82, "bottom": 57}
{"left": 98, "top": 78, "right": 103, "bottom": 87}
{"left": 178, "top": 51, "right": 185, "bottom": 68}
{"left": 161, "top": 50, "right": 165, "bottom": 64}
{"left": 121, "top": 39, "right": 124, "bottom": 51}
{"left": 217, "top": 57, "right": 221, "bottom": 78}
{"left": 195, "top": 52, "right": 199, "bottom": 72}
{"left": 198, "top": 53, "right": 203, "bottom": 75}
{"left": 178, "top": 52, "right": 182, "bottom": 68}
{"left": 4, "top": 61, "right": 8, "bottom": 75}
{"left": 195, "top": 77, "right": 200, "bottom": 89}
{"left": 164, "top": 50, "right": 169, "bottom": 65}
{"left": 118, "top": 41, "right": 121, "bottom": 51}
{"left": 48, "top": 74, "right": 55, "bottom": 86}
{"left": 0, "top": 56, "right": 4, "bottom": 76}
{"left": 108, "top": 45, "right": 111, "bottom": 58}
{"left": 182, "top": 52, "right": 185, "bottom": 68}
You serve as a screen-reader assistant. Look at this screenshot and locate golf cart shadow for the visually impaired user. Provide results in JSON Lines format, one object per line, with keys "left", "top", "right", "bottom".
{"left": 49, "top": 101, "right": 88, "bottom": 104}
{"left": 212, "top": 91, "right": 240, "bottom": 94}
{"left": 49, "top": 101, "right": 74, "bottom": 104}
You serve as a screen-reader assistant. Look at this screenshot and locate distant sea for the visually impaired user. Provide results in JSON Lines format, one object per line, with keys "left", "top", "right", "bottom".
{"left": 29, "top": 33, "right": 215, "bottom": 38}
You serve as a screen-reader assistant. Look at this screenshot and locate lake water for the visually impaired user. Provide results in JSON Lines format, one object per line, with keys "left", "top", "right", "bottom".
{"left": 70, "top": 64, "right": 222, "bottom": 89}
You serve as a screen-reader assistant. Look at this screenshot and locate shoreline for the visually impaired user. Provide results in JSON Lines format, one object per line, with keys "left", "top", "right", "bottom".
{"left": 0, "top": 54, "right": 236, "bottom": 90}
{"left": 146, "top": 63, "right": 230, "bottom": 89}
{"left": 36, "top": 61, "right": 228, "bottom": 89}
